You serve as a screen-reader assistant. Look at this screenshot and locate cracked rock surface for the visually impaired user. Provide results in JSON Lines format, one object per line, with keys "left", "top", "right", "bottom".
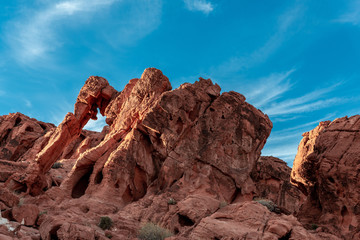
{"left": 0, "top": 68, "right": 344, "bottom": 239}
{"left": 291, "top": 116, "right": 360, "bottom": 239}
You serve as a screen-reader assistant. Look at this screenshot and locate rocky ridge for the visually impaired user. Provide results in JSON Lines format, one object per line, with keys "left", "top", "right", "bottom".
{"left": 0, "top": 68, "right": 357, "bottom": 239}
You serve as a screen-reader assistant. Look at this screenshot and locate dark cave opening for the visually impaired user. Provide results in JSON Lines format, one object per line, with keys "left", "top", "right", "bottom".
{"left": 94, "top": 169, "right": 103, "bottom": 184}
{"left": 178, "top": 213, "right": 194, "bottom": 227}
{"left": 49, "top": 225, "right": 61, "bottom": 240}
{"left": 71, "top": 167, "right": 93, "bottom": 198}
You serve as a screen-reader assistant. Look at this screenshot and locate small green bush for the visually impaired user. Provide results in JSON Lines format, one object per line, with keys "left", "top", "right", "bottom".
{"left": 254, "top": 198, "right": 276, "bottom": 212}
{"left": 99, "top": 216, "right": 113, "bottom": 230}
{"left": 311, "top": 223, "right": 318, "bottom": 230}
{"left": 38, "top": 211, "right": 48, "bottom": 216}
{"left": 219, "top": 201, "right": 227, "bottom": 208}
{"left": 167, "top": 198, "right": 176, "bottom": 205}
{"left": 138, "top": 222, "right": 173, "bottom": 240}
{"left": 52, "top": 162, "right": 63, "bottom": 169}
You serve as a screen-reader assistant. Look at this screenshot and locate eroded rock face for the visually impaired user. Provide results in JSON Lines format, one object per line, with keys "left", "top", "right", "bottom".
{"left": 0, "top": 68, "right": 342, "bottom": 239}
{"left": 291, "top": 116, "right": 360, "bottom": 239}
{"left": 189, "top": 201, "right": 340, "bottom": 240}
{"left": 0, "top": 112, "right": 54, "bottom": 162}
{"left": 251, "top": 156, "right": 305, "bottom": 214}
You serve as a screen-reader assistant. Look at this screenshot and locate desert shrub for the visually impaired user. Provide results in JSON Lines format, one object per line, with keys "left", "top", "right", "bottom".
{"left": 219, "top": 201, "right": 227, "bottom": 208}
{"left": 105, "top": 232, "right": 113, "bottom": 239}
{"left": 99, "top": 216, "right": 113, "bottom": 230}
{"left": 38, "top": 211, "right": 48, "bottom": 216}
{"left": 52, "top": 162, "right": 63, "bottom": 169}
{"left": 311, "top": 223, "right": 318, "bottom": 230}
{"left": 138, "top": 222, "right": 173, "bottom": 240}
{"left": 254, "top": 198, "right": 276, "bottom": 212}
{"left": 18, "top": 198, "right": 24, "bottom": 206}
{"left": 167, "top": 198, "right": 176, "bottom": 205}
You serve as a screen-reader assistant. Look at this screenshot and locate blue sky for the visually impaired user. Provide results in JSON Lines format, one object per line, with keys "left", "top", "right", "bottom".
{"left": 1, "top": 0, "right": 360, "bottom": 165}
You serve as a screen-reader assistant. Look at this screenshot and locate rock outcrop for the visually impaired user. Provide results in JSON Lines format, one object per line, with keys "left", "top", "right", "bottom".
{"left": 252, "top": 156, "right": 305, "bottom": 214}
{"left": 189, "top": 201, "right": 340, "bottom": 240}
{"left": 291, "top": 116, "right": 360, "bottom": 239}
{"left": 0, "top": 113, "right": 54, "bottom": 162}
{"left": 0, "top": 68, "right": 345, "bottom": 239}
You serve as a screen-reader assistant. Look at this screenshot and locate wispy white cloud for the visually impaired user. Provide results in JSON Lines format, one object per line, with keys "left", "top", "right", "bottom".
{"left": 183, "top": 0, "right": 214, "bottom": 14}
{"left": 0, "top": 90, "right": 5, "bottom": 96}
{"left": 24, "top": 99, "right": 32, "bottom": 108}
{"left": 262, "top": 114, "right": 336, "bottom": 166}
{"left": 245, "top": 69, "right": 295, "bottom": 108}
{"left": 263, "top": 83, "right": 345, "bottom": 116}
{"left": 4, "top": 0, "right": 162, "bottom": 64}
{"left": 214, "top": 5, "right": 303, "bottom": 76}
{"left": 5, "top": 0, "right": 120, "bottom": 63}
{"left": 262, "top": 143, "right": 299, "bottom": 166}
{"left": 336, "top": 0, "right": 360, "bottom": 25}
{"left": 50, "top": 100, "right": 73, "bottom": 125}
{"left": 84, "top": 113, "right": 107, "bottom": 132}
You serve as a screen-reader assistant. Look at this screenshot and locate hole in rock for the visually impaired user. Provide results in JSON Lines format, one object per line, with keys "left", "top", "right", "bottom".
{"left": 94, "top": 170, "right": 103, "bottom": 184}
{"left": 83, "top": 113, "right": 107, "bottom": 132}
{"left": 174, "top": 228, "right": 179, "bottom": 234}
{"left": 39, "top": 123, "right": 47, "bottom": 130}
{"left": 80, "top": 205, "right": 90, "bottom": 213}
{"left": 14, "top": 117, "right": 22, "bottom": 127}
{"left": 178, "top": 214, "right": 194, "bottom": 227}
{"left": 51, "top": 180, "right": 58, "bottom": 187}
{"left": 328, "top": 177, "right": 335, "bottom": 183}
{"left": 214, "top": 237, "right": 220, "bottom": 240}
{"left": 13, "top": 182, "right": 27, "bottom": 194}
{"left": 25, "top": 126, "right": 34, "bottom": 132}
{"left": 230, "top": 187, "right": 241, "bottom": 203}
{"left": 49, "top": 225, "right": 61, "bottom": 240}
{"left": 278, "top": 230, "right": 292, "bottom": 240}
{"left": 71, "top": 167, "right": 93, "bottom": 198}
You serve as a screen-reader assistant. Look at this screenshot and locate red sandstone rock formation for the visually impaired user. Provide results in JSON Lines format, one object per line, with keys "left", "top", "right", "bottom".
{"left": 251, "top": 156, "right": 305, "bottom": 214}
{"left": 0, "top": 68, "right": 344, "bottom": 239}
{"left": 291, "top": 116, "right": 360, "bottom": 239}
{"left": 189, "top": 201, "right": 340, "bottom": 240}
{"left": 0, "top": 113, "right": 54, "bottom": 162}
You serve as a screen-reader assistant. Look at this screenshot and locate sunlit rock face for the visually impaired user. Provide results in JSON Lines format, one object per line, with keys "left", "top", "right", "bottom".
{"left": 291, "top": 116, "right": 360, "bottom": 240}
{"left": 0, "top": 68, "right": 344, "bottom": 239}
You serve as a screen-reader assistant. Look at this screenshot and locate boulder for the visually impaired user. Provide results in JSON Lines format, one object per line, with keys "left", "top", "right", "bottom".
{"left": 12, "top": 204, "right": 39, "bottom": 226}
{"left": 291, "top": 116, "right": 360, "bottom": 239}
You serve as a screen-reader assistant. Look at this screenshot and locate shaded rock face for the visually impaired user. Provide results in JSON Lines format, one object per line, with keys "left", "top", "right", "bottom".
{"left": 251, "top": 156, "right": 305, "bottom": 214}
{"left": 291, "top": 116, "right": 360, "bottom": 239}
{"left": 0, "top": 113, "right": 54, "bottom": 162}
{"left": 0, "top": 68, "right": 341, "bottom": 239}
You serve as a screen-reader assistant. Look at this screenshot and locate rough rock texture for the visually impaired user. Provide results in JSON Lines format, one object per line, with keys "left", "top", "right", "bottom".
{"left": 189, "top": 201, "right": 340, "bottom": 240}
{"left": 291, "top": 116, "right": 360, "bottom": 239}
{"left": 251, "top": 156, "right": 305, "bottom": 214}
{"left": 0, "top": 68, "right": 343, "bottom": 239}
{"left": 0, "top": 113, "right": 54, "bottom": 162}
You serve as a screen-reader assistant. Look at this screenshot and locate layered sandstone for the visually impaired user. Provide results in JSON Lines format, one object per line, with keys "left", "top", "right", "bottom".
{"left": 291, "top": 116, "right": 360, "bottom": 239}
{"left": 0, "top": 68, "right": 344, "bottom": 239}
